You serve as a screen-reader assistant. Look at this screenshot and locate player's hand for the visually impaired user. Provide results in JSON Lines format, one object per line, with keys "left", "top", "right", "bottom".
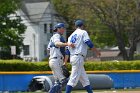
{"left": 91, "top": 48, "right": 101, "bottom": 57}
{"left": 67, "top": 43, "right": 75, "bottom": 48}
{"left": 63, "top": 62, "right": 67, "bottom": 66}
{"left": 96, "top": 50, "right": 101, "bottom": 57}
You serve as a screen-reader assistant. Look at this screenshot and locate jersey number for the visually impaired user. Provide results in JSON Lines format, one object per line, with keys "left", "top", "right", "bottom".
{"left": 70, "top": 34, "right": 77, "bottom": 43}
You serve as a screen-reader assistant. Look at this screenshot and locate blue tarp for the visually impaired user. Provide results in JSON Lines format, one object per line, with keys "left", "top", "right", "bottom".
{"left": 0, "top": 73, "right": 140, "bottom": 91}
{"left": 0, "top": 74, "right": 48, "bottom": 91}
{"left": 106, "top": 73, "right": 140, "bottom": 89}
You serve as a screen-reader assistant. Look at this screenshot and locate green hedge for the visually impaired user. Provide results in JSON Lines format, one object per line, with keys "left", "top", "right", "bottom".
{"left": 84, "top": 60, "right": 140, "bottom": 71}
{"left": 0, "top": 60, "right": 140, "bottom": 71}
{"left": 0, "top": 60, "right": 51, "bottom": 71}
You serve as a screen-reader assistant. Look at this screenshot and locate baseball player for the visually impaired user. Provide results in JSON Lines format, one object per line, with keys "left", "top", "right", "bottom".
{"left": 65, "top": 20, "right": 101, "bottom": 93}
{"left": 48, "top": 23, "right": 74, "bottom": 93}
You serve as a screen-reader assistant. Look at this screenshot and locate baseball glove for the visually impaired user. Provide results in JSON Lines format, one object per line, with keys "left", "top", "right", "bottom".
{"left": 61, "top": 65, "right": 70, "bottom": 78}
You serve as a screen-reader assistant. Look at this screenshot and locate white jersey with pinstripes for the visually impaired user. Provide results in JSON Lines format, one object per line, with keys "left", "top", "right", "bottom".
{"left": 48, "top": 33, "right": 65, "bottom": 81}
{"left": 48, "top": 33, "right": 63, "bottom": 59}
{"left": 68, "top": 28, "right": 90, "bottom": 57}
{"left": 67, "top": 28, "right": 91, "bottom": 87}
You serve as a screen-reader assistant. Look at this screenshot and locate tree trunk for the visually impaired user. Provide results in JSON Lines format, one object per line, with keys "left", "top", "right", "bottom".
{"left": 113, "top": 28, "right": 129, "bottom": 60}
{"left": 128, "top": 41, "right": 136, "bottom": 60}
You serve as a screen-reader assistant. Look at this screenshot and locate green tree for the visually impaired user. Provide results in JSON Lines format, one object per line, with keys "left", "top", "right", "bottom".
{"left": 82, "top": 0, "right": 140, "bottom": 60}
{"left": 52, "top": 0, "right": 140, "bottom": 60}
{"left": 0, "top": 0, "right": 26, "bottom": 59}
{"left": 52, "top": 0, "right": 116, "bottom": 47}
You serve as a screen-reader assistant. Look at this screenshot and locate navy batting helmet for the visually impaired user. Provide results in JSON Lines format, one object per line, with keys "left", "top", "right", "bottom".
{"left": 54, "top": 23, "right": 65, "bottom": 29}
{"left": 75, "top": 20, "right": 84, "bottom": 27}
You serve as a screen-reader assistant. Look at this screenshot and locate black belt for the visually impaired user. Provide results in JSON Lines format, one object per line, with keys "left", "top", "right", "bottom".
{"left": 52, "top": 57, "right": 63, "bottom": 59}
{"left": 75, "top": 54, "right": 84, "bottom": 57}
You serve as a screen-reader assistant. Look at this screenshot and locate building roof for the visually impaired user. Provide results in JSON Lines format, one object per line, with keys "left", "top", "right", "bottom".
{"left": 26, "top": 2, "right": 49, "bottom": 22}
{"left": 21, "top": 0, "right": 49, "bottom": 23}
{"left": 110, "top": 46, "right": 129, "bottom": 51}
{"left": 86, "top": 50, "right": 122, "bottom": 61}
{"left": 21, "top": 0, "right": 64, "bottom": 23}
{"left": 100, "top": 50, "right": 120, "bottom": 57}
{"left": 22, "top": 0, "right": 48, "bottom": 3}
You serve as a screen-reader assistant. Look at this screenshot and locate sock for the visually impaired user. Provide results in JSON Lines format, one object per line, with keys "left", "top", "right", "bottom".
{"left": 84, "top": 85, "right": 93, "bottom": 93}
{"left": 65, "top": 85, "right": 73, "bottom": 93}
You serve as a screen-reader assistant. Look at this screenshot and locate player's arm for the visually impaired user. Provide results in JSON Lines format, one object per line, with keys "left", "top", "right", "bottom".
{"left": 55, "top": 42, "right": 74, "bottom": 47}
{"left": 83, "top": 31, "right": 101, "bottom": 57}
{"left": 53, "top": 34, "right": 75, "bottom": 48}
{"left": 85, "top": 39, "right": 101, "bottom": 57}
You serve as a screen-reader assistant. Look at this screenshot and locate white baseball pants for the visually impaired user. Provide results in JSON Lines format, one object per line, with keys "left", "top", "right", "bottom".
{"left": 67, "top": 55, "right": 90, "bottom": 87}
{"left": 49, "top": 58, "right": 65, "bottom": 81}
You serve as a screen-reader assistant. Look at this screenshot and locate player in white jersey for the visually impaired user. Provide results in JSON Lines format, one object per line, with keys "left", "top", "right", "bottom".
{"left": 48, "top": 23, "right": 74, "bottom": 93}
{"left": 65, "top": 20, "right": 101, "bottom": 93}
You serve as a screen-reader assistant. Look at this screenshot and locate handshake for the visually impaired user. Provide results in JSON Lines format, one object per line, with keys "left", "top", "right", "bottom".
{"left": 67, "top": 43, "right": 75, "bottom": 48}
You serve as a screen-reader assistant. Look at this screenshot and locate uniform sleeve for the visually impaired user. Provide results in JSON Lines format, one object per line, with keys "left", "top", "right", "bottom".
{"left": 83, "top": 31, "right": 94, "bottom": 48}
{"left": 53, "top": 34, "right": 61, "bottom": 43}
{"left": 85, "top": 40, "right": 94, "bottom": 48}
{"left": 83, "top": 31, "right": 90, "bottom": 43}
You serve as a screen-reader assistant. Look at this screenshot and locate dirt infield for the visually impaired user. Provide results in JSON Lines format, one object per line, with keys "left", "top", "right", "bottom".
{"left": 95, "top": 91, "right": 140, "bottom": 93}
{"left": 65, "top": 91, "right": 140, "bottom": 93}
{"left": 67, "top": 89, "right": 140, "bottom": 93}
{"left": 27, "top": 89, "right": 140, "bottom": 93}
{"left": 94, "top": 89, "right": 140, "bottom": 93}
{"left": 71, "top": 91, "right": 140, "bottom": 93}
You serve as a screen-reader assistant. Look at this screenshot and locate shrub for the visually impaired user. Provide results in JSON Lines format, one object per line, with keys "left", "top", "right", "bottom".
{"left": 134, "top": 54, "right": 140, "bottom": 60}
{"left": 0, "top": 60, "right": 140, "bottom": 71}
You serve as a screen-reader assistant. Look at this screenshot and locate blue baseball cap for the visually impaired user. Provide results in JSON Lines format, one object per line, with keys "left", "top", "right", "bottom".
{"left": 75, "top": 20, "right": 84, "bottom": 27}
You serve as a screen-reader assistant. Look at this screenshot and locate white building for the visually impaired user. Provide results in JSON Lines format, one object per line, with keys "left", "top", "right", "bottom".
{"left": 18, "top": 0, "right": 66, "bottom": 61}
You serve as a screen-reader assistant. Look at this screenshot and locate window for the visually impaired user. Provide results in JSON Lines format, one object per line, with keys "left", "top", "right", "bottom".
{"left": 23, "top": 45, "right": 29, "bottom": 55}
{"left": 50, "top": 23, "right": 53, "bottom": 33}
{"left": 44, "top": 23, "right": 47, "bottom": 33}
{"left": 44, "top": 45, "right": 47, "bottom": 56}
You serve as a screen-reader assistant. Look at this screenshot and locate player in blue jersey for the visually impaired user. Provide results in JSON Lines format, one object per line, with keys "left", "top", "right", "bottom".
{"left": 65, "top": 20, "right": 101, "bottom": 93}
